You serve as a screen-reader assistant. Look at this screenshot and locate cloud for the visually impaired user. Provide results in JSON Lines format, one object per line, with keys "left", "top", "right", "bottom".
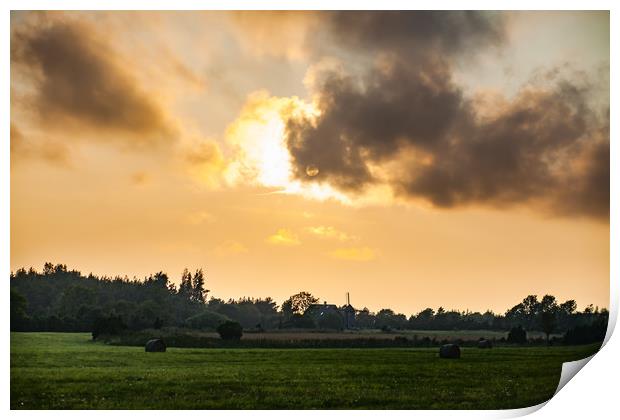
{"left": 214, "top": 240, "right": 248, "bottom": 257}
{"left": 266, "top": 228, "right": 301, "bottom": 246}
{"left": 229, "top": 11, "right": 320, "bottom": 60}
{"left": 10, "top": 123, "right": 70, "bottom": 166}
{"left": 329, "top": 247, "right": 377, "bottom": 262}
{"left": 284, "top": 11, "right": 609, "bottom": 220}
{"left": 323, "top": 11, "right": 505, "bottom": 58}
{"left": 11, "top": 16, "right": 177, "bottom": 144}
{"left": 185, "top": 141, "right": 227, "bottom": 187}
{"left": 305, "top": 226, "right": 355, "bottom": 242}
{"left": 398, "top": 81, "right": 609, "bottom": 214}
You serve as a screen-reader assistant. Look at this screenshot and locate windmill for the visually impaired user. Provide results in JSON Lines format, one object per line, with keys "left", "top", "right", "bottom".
{"left": 343, "top": 292, "right": 355, "bottom": 329}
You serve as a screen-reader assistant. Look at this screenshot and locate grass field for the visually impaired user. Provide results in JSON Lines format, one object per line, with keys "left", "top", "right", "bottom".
{"left": 11, "top": 332, "right": 600, "bottom": 410}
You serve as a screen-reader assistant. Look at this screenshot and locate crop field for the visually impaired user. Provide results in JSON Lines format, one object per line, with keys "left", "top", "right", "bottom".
{"left": 11, "top": 332, "right": 600, "bottom": 410}
{"left": 148, "top": 329, "right": 556, "bottom": 341}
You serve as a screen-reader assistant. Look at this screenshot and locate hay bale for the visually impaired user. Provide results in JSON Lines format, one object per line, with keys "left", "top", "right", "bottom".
{"left": 145, "top": 338, "right": 166, "bottom": 352}
{"left": 478, "top": 339, "right": 493, "bottom": 349}
{"left": 439, "top": 343, "right": 461, "bottom": 359}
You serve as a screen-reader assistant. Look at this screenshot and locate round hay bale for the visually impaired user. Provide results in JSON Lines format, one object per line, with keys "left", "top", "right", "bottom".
{"left": 439, "top": 343, "right": 461, "bottom": 359}
{"left": 145, "top": 338, "right": 166, "bottom": 352}
{"left": 478, "top": 339, "right": 493, "bottom": 349}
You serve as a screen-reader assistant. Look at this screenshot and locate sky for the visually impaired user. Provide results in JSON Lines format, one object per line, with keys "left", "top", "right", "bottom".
{"left": 10, "top": 11, "right": 609, "bottom": 315}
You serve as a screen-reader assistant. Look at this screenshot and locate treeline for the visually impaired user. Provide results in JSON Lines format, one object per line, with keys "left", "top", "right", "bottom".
{"left": 10, "top": 263, "right": 608, "bottom": 344}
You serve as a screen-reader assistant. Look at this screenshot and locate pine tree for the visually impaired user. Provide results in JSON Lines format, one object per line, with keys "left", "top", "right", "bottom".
{"left": 191, "top": 268, "right": 209, "bottom": 304}
{"left": 178, "top": 268, "right": 192, "bottom": 301}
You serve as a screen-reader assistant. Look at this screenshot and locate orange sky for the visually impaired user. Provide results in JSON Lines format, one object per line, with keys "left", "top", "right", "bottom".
{"left": 10, "top": 11, "right": 610, "bottom": 315}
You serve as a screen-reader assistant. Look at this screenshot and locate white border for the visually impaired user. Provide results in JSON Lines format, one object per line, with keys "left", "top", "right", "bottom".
{"left": 2, "top": 1, "right": 617, "bottom": 418}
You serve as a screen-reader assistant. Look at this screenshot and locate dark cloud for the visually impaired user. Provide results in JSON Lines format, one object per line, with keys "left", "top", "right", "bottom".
{"left": 401, "top": 83, "right": 608, "bottom": 213}
{"left": 285, "top": 11, "right": 609, "bottom": 220}
{"left": 325, "top": 11, "right": 505, "bottom": 58}
{"left": 287, "top": 58, "right": 467, "bottom": 191}
{"left": 11, "top": 17, "right": 176, "bottom": 144}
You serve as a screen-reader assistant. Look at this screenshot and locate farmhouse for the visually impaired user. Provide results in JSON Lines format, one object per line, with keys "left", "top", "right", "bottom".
{"left": 304, "top": 293, "right": 356, "bottom": 329}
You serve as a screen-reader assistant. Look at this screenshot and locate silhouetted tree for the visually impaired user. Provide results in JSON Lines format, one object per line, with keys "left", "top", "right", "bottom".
{"left": 410, "top": 307, "right": 434, "bottom": 329}
{"left": 282, "top": 291, "right": 319, "bottom": 316}
{"left": 560, "top": 299, "right": 577, "bottom": 314}
{"left": 355, "top": 308, "right": 376, "bottom": 329}
{"left": 178, "top": 269, "right": 193, "bottom": 301}
{"left": 43, "top": 262, "right": 55, "bottom": 275}
{"left": 9, "top": 263, "right": 610, "bottom": 339}
{"left": 191, "top": 269, "right": 209, "bottom": 303}
{"left": 10, "top": 288, "right": 30, "bottom": 331}
{"left": 558, "top": 299, "right": 577, "bottom": 330}
{"left": 539, "top": 295, "right": 559, "bottom": 344}
{"left": 59, "top": 285, "right": 96, "bottom": 318}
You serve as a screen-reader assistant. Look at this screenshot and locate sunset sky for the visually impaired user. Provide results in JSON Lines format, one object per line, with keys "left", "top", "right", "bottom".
{"left": 10, "top": 11, "right": 609, "bottom": 315}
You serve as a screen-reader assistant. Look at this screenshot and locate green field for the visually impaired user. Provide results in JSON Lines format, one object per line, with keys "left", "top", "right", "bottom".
{"left": 11, "top": 332, "right": 600, "bottom": 409}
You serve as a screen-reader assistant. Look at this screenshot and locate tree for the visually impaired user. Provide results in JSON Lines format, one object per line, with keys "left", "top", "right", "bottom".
{"left": 11, "top": 288, "right": 30, "bottom": 331}
{"left": 414, "top": 308, "right": 435, "bottom": 329}
{"left": 560, "top": 300, "right": 577, "bottom": 315}
{"left": 191, "top": 269, "right": 209, "bottom": 303}
{"left": 539, "top": 295, "right": 559, "bottom": 344}
{"left": 59, "top": 285, "right": 97, "bottom": 318}
{"left": 43, "top": 262, "right": 55, "bottom": 275}
{"left": 178, "top": 269, "right": 193, "bottom": 300}
{"left": 9, "top": 262, "right": 610, "bottom": 336}
{"left": 376, "top": 308, "right": 408, "bottom": 330}
{"left": 282, "top": 291, "right": 319, "bottom": 315}
{"left": 356, "top": 308, "right": 376, "bottom": 329}
{"left": 147, "top": 271, "right": 169, "bottom": 289}
{"left": 558, "top": 299, "right": 577, "bottom": 330}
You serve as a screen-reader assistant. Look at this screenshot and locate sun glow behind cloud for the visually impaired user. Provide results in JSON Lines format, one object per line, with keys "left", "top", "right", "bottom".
{"left": 222, "top": 91, "right": 351, "bottom": 203}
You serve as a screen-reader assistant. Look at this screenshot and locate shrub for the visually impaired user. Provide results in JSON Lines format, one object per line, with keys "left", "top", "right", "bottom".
{"left": 217, "top": 321, "right": 243, "bottom": 340}
{"left": 185, "top": 310, "right": 231, "bottom": 330}
{"left": 507, "top": 325, "right": 527, "bottom": 344}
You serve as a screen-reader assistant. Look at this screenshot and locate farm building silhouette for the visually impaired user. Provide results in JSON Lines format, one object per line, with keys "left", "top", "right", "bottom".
{"left": 304, "top": 293, "right": 356, "bottom": 329}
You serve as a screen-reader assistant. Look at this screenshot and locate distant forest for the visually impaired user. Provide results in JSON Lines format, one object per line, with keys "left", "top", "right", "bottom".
{"left": 10, "top": 263, "right": 608, "bottom": 343}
